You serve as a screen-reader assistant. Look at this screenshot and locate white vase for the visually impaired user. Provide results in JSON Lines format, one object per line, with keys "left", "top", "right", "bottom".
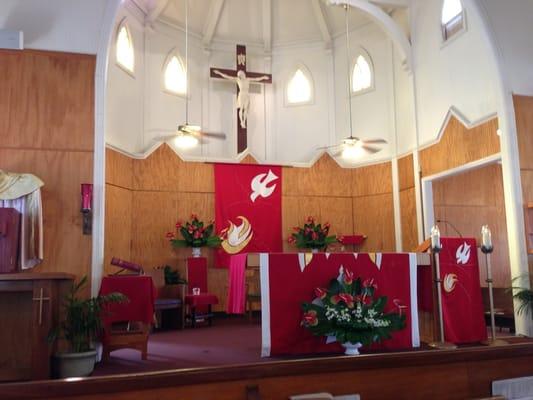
{"left": 311, "top": 248, "right": 319, "bottom": 254}
{"left": 192, "top": 247, "right": 201, "bottom": 258}
{"left": 341, "top": 342, "right": 362, "bottom": 355}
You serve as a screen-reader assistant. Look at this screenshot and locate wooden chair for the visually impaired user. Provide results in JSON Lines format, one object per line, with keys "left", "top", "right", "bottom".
{"left": 100, "top": 275, "right": 156, "bottom": 361}
{"left": 185, "top": 257, "right": 218, "bottom": 327}
{"left": 145, "top": 267, "right": 185, "bottom": 330}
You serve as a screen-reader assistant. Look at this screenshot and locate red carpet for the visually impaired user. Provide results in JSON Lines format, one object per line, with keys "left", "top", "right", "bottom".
{"left": 93, "top": 317, "right": 274, "bottom": 376}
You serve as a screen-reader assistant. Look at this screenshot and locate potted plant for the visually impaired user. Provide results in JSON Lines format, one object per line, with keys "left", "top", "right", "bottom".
{"left": 510, "top": 275, "right": 533, "bottom": 317}
{"left": 288, "top": 216, "right": 338, "bottom": 252}
{"left": 160, "top": 265, "right": 187, "bottom": 299}
{"left": 301, "top": 269, "right": 405, "bottom": 355}
{"left": 50, "top": 276, "right": 127, "bottom": 378}
{"left": 166, "top": 214, "right": 221, "bottom": 257}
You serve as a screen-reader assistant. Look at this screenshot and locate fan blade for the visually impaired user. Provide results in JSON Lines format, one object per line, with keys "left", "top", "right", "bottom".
{"left": 332, "top": 150, "right": 343, "bottom": 158}
{"left": 317, "top": 144, "right": 341, "bottom": 150}
{"left": 152, "top": 134, "right": 178, "bottom": 142}
{"left": 361, "top": 145, "right": 381, "bottom": 154}
{"left": 362, "top": 139, "right": 387, "bottom": 145}
{"left": 199, "top": 131, "right": 226, "bottom": 139}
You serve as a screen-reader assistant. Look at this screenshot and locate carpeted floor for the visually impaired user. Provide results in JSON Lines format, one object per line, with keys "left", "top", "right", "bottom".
{"left": 93, "top": 316, "right": 273, "bottom": 376}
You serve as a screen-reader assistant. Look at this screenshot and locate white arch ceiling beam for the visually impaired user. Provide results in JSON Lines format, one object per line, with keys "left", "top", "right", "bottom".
{"left": 145, "top": 0, "right": 170, "bottom": 24}
{"left": 328, "top": 0, "right": 412, "bottom": 71}
{"left": 312, "top": 0, "right": 333, "bottom": 48}
{"left": 202, "top": 0, "right": 225, "bottom": 48}
{"left": 263, "top": 0, "right": 272, "bottom": 53}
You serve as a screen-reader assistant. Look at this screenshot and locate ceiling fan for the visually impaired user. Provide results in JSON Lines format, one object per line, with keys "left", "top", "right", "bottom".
{"left": 152, "top": 0, "right": 225, "bottom": 149}
{"left": 319, "top": 3, "right": 387, "bottom": 160}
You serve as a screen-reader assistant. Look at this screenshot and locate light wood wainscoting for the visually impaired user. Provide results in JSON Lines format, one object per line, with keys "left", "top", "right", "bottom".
{"left": 0, "top": 49, "right": 95, "bottom": 291}
{"left": 398, "top": 153, "right": 418, "bottom": 251}
{"left": 105, "top": 147, "right": 396, "bottom": 311}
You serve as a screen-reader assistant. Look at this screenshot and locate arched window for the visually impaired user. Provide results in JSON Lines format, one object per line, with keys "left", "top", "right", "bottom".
{"left": 163, "top": 53, "right": 187, "bottom": 95}
{"left": 286, "top": 66, "right": 313, "bottom": 106}
{"left": 116, "top": 21, "right": 135, "bottom": 74}
{"left": 441, "top": 0, "right": 465, "bottom": 41}
{"left": 351, "top": 53, "right": 373, "bottom": 94}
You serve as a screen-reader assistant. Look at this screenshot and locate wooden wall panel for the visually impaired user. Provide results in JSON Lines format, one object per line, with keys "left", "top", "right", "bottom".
{"left": 400, "top": 188, "right": 418, "bottom": 251}
{"left": 104, "top": 185, "right": 132, "bottom": 276}
{"left": 352, "top": 162, "right": 393, "bottom": 197}
{"left": 398, "top": 153, "right": 414, "bottom": 191}
{"left": 0, "top": 50, "right": 95, "bottom": 151}
{"left": 283, "top": 154, "right": 353, "bottom": 197}
{"left": 353, "top": 193, "right": 395, "bottom": 252}
{"left": 432, "top": 164, "right": 510, "bottom": 287}
{"left": 514, "top": 95, "right": 533, "bottom": 170}
{"left": 106, "top": 148, "right": 133, "bottom": 189}
{"left": 419, "top": 117, "right": 500, "bottom": 177}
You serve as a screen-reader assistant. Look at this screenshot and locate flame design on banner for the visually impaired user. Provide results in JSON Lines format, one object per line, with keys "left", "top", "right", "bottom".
{"left": 443, "top": 273, "right": 458, "bottom": 293}
{"left": 221, "top": 216, "right": 253, "bottom": 254}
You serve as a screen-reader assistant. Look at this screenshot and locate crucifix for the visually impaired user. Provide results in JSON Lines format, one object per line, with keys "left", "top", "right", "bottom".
{"left": 210, "top": 44, "right": 272, "bottom": 154}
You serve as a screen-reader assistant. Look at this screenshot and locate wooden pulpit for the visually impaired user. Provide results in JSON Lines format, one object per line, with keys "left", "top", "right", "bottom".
{"left": 0, "top": 273, "right": 74, "bottom": 381}
{"left": 0, "top": 208, "right": 21, "bottom": 273}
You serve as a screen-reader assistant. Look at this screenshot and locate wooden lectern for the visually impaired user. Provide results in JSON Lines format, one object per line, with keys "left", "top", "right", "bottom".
{"left": 0, "top": 273, "right": 74, "bottom": 381}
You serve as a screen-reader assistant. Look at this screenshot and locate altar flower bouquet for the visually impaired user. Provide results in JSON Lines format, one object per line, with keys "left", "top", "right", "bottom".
{"left": 166, "top": 214, "right": 221, "bottom": 248}
{"left": 301, "top": 269, "right": 405, "bottom": 347}
{"left": 288, "top": 216, "right": 338, "bottom": 250}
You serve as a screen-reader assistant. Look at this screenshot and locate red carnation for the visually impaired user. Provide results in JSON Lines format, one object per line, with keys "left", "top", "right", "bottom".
{"left": 314, "top": 287, "right": 327, "bottom": 300}
{"left": 193, "top": 230, "right": 202, "bottom": 239}
{"left": 332, "top": 293, "right": 354, "bottom": 308}
{"left": 343, "top": 269, "right": 354, "bottom": 285}
{"left": 311, "top": 231, "right": 318, "bottom": 240}
{"left": 165, "top": 232, "right": 175, "bottom": 240}
{"left": 302, "top": 310, "right": 318, "bottom": 326}
{"left": 175, "top": 222, "right": 182, "bottom": 229}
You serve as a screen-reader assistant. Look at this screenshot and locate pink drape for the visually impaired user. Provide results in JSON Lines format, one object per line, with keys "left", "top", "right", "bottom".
{"left": 226, "top": 253, "right": 248, "bottom": 314}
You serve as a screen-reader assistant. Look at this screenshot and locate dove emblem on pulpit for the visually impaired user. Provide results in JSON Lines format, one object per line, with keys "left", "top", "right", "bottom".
{"left": 250, "top": 169, "right": 279, "bottom": 202}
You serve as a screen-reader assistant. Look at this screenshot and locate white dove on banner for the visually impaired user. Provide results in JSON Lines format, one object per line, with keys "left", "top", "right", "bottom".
{"left": 250, "top": 169, "right": 279, "bottom": 202}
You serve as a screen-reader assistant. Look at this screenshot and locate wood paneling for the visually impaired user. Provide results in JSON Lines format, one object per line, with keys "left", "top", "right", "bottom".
{"left": 398, "top": 153, "right": 415, "bottom": 191}
{"left": 104, "top": 185, "right": 133, "bottom": 276}
{"left": 283, "top": 154, "right": 353, "bottom": 197}
{"left": 106, "top": 149, "right": 134, "bottom": 189}
{"left": 352, "top": 162, "right": 392, "bottom": 197}
{"left": 353, "top": 193, "right": 395, "bottom": 252}
{"left": 419, "top": 117, "right": 500, "bottom": 177}
{"left": 432, "top": 164, "right": 510, "bottom": 287}
{"left": 514, "top": 95, "right": 533, "bottom": 171}
{"left": 400, "top": 188, "right": 418, "bottom": 251}
{"left": 0, "top": 50, "right": 95, "bottom": 287}
{"left": 0, "top": 49, "right": 94, "bottom": 151}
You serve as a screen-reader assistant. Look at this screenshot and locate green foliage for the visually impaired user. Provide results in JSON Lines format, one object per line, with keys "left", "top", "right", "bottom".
{"left": 49, "top": 276, "right": 128, "bottom": 353}
{"left": 163, "top": 265, "right": 187, "bottom": 285}
{"left": 301, "top": 271, "right": 406, "bottom": 347}
{"left": 509, "top": 275, "right": 533, "bottom": 317}
{"left": 167, "top": 214, "right": 221, "bottom": 248}
{"left": 288, "top": 216, "right": 338, "bottom": 250}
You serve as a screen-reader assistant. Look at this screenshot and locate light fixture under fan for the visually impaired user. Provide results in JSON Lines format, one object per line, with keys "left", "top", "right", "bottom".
{"left": 152, "top": 0, "right": 226, "bottom": 149}
{"left": 319, "top": 3, "right": 387, "bottom": 160}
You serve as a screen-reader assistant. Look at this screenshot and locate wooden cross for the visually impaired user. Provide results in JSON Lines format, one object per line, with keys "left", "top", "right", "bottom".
{"left": 32, "top": 287, "right": 50, "bottom": 326}
{"left": 210, "top": 44, "right": 272, "bottom": 154}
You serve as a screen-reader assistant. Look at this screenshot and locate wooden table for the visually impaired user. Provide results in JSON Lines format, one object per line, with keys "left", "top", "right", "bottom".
{"left": 0, "top": 272, "right": 74, "bottom": 381}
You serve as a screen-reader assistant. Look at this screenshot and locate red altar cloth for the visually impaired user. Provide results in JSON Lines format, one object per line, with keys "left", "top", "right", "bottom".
{"left": 260, "top": 252, "right": 419, "bottom": 357}
{"left": 99, "top": 276, "right": 157, "bottom": 326}
{"left": 185, "top": 293, "right": 219, "bottom": 307}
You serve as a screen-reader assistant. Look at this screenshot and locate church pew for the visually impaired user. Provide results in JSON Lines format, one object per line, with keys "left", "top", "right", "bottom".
{"left": 1, "top": 341, "right": 533, "bottom": 400}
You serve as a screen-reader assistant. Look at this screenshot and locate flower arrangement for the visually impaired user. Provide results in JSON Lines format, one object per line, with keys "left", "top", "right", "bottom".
{"left": 301, "top": 269, "right": 405, "bottom": 347}
{"left": 166, "top": 214, "right": 221, "bottom": 249}
{"left": 288, "top": 216, "right": 338, "bottom": 250}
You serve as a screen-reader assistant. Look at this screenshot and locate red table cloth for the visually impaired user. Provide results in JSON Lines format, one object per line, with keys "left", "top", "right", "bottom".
{"left": 185, "top": 293, "right": 219, "bottom": 307}
{"left": 260, "top": 252, "right": 420, "bottom": 357}
{"left": 99, "top": 275, "right": 157, "bottom": 326}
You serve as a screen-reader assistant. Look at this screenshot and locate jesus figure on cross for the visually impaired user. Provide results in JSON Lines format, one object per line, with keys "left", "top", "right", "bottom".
{"left": 213, "top": 69, "right": 270, "bottom": 129}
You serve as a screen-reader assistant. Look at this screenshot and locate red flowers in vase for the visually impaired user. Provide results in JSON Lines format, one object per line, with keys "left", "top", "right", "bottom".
{"left": 166, "top": 214, "right": 221, "bottom": 249}
{"left": 288, "top": 216, "right": 338, "bottom": 251}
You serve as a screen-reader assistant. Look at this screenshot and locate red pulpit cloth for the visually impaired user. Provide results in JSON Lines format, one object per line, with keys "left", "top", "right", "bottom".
{"left": 99, "top": 276, "right": 157, "bottom": 326}
{"left": 226, "top": 253, "right": 248, "bottom": 314}
{"left": 438, "top": 238, "right": 487, "bottom": 344}
{"left": 260, "top": 252, "right": 420, "bottom": 357}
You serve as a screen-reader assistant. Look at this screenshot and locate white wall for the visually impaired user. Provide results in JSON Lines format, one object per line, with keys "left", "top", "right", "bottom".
{"left": 0, "top": 0, "right": 108, "bottom": 54}
{"left": 479, "top": 0, "right": 533, "bottom": 96}
{"left": 105, "top": 5, "right": 146, "bottom": 155}
{"left": 410, "top": 0, "right": 499, "bottom": 146}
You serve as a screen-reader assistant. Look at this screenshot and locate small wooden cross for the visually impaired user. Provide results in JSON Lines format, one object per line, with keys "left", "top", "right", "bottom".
{"left": 210, "top": 44, "right": 272, "bottom": 154}
{"left": 32, "top": 287, "right": 51, "bottom": 326}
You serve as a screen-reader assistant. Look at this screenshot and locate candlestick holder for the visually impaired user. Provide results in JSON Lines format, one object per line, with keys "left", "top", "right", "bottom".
{"left": 480, "top": 245, "right": 507, "bottom": 346}
{"left": 428, "top": 247, "right": 457, "bottom": 350}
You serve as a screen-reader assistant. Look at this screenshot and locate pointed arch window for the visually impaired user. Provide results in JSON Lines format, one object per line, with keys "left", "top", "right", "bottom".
{"left": 163, "top": 53, "right": 187, "bottom": 95}
{"left": 351, "top": 52, "right": 374, "bottom": 95}
{"left": 441, "top": 0, "right": 465, "bottom": 41}
{"left": 116, "top": 21, "right": 135, "bottom": 74}
{"left": 286, "top": 66, "right": 314, "bottom": 106}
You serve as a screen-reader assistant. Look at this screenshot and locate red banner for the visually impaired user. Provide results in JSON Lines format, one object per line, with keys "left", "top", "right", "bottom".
{"left": 439, "top": 238, "right": 487, "bottom": 343}
{"left": 215, "top": 164, "right": 282, "bottom": 267}
{"left": 260, "top": 252, "right": 419, "bottom": 356}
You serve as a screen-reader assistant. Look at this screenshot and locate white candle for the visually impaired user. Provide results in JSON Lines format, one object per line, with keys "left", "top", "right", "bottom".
{"left": 481, "top": 225, "right": 492, "bottom": 249}
{"left": 431, "top": 225, "right": 441, "bottom": 250}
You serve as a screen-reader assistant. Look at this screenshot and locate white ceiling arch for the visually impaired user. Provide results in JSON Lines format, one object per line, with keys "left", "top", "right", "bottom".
{"left": 328, "top": 0, "right": 412, "bottom": 72}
